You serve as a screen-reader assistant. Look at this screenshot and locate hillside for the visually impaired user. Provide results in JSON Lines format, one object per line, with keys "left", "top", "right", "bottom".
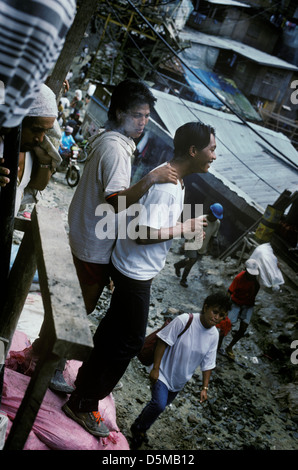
{"left": 33, "top": 169, "right": 298, "bottom": 450}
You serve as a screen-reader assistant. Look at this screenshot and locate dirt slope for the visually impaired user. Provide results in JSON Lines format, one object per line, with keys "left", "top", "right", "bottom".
{"left": 34, "top": 169, "right": 298, "bottom": 451}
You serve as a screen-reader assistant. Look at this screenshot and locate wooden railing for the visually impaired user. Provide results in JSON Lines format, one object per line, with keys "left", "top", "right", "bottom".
{"left": 0, "top": 205, "right": 93, "bottom": 450}
{"left": 259, "top": 108, "right": 298, "bottom": 149}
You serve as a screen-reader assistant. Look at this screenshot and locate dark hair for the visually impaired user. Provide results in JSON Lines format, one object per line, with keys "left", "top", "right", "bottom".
{"left": 107, "top": 78, "right": 156, "bottom": 123}
{"left": 202, "top": 291, "right": 231, "bottom": 313}
{"left": 173, "top": 121, "right": 215, "bottom": 159}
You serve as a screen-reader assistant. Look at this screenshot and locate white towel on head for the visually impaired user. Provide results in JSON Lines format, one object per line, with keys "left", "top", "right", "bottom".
{"left": 75, "top": 89, "right": 82, "bottom": 101}
{"left": 27, "top": 84, "right": 58, "bottom": 118}
{"left": 33, "top": 119, "right": 62, "bottom": 170}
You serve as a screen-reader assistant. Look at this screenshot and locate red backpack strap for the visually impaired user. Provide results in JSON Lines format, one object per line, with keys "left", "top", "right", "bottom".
{"left": 177, "top": 313, "right": 193, "bottom": 338}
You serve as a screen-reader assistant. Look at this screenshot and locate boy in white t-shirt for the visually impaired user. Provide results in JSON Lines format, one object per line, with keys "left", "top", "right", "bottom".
{"left": 63, "top": 121, "right": 217, "bottom": 438}
{"left": 130, "top": 291, "right": 231, "bottom": 448}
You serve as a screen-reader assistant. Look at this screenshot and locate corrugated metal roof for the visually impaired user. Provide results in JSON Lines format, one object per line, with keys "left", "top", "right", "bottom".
{"left": 151, "top": 88, "right": 298, "bottom": 211}
{"left": 180, "top": 29, "right": 298, "bottom": 71}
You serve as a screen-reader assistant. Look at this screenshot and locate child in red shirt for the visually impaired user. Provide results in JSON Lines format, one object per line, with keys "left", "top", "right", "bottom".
{"left": 225, "top": 259, "right": 260, "bottom": 359}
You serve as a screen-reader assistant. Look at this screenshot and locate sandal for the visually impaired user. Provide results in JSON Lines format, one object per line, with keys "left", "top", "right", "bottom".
{"left": 225, "top": 349, "right": 235, "bottom": 360}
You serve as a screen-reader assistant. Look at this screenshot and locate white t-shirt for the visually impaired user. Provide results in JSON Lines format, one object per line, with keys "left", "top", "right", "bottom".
{"left": 68, "top": 130, "right": 135, "bottom": 264}
{"left": 156, "top": 313, "right": 219, "bottom": 392}
{"left": 111, "top": 173, "right": 185, "bottom": 280}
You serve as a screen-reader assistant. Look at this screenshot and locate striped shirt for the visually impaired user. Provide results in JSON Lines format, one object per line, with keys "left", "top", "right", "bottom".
{"left": 0, "top": 0, "right": 76, "bottom": 128}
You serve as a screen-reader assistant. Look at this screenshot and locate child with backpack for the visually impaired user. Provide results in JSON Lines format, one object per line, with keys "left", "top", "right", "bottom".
{"left": 130, "top": 291, "right": 231, "bottom": 448}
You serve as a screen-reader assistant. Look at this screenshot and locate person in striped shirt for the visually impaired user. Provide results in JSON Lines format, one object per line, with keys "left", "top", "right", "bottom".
{"left": 0, "top": 0, "right": 76, "bottom": 130}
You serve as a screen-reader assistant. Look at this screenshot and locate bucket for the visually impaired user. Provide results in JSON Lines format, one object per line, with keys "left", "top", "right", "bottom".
{"left": 255, "top": 205, "right": 283, "bottom": 243}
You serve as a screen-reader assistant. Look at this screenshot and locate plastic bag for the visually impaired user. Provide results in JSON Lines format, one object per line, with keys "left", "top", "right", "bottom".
{"left": 1, "top": 331, "right": 130, "bottom": 450}
{"left": 250, "top": 243, "right": 284, "bottom": 289}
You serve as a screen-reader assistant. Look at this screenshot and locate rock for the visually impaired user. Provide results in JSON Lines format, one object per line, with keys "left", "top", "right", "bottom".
{"left": 187, "top": 414, "right": 200, "bottom": 424}
{"left": 161, "top": 307, "right": 180, "bottom": 316}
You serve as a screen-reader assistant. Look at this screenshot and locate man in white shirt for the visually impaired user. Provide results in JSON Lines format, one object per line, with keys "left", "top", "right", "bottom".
{"left": 63, "top": 121, "right": 217, "bottom": 438}
{"left": 130, "top": 291, "right": 231, "bottom": 448}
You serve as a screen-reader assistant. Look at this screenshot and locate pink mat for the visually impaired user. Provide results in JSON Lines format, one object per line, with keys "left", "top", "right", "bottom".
{"left": 1, "top": 331, "right": 130, "bottom": 450}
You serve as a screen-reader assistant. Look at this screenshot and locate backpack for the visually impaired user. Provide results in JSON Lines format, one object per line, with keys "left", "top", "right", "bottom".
{"left": 137, "top": 313, "right": 194, "bottom": 366}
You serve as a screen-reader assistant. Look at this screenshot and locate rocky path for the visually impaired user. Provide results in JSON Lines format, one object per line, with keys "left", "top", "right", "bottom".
{"left": 107, "top": 248, "right": 298, "bottom": 451}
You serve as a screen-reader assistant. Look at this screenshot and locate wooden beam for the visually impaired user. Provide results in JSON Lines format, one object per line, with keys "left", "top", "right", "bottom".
{"left": 3, "top": 204, "right": 93, "bottom": 450}
{"left": 0, "top": 126, "right": 21, "bottom": 313}
{"left": 30, "top": 205, "right": 93, "bottom": 360}
{"left": 0, "top": 224, "right": 37, "bottom": 358}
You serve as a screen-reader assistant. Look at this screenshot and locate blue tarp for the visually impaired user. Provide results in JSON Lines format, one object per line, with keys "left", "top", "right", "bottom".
{"left": 183, "top": 66, "right": 261, "bottom": 121}
{"left": 184, "top": 67, "right": 224, "bottom": 109}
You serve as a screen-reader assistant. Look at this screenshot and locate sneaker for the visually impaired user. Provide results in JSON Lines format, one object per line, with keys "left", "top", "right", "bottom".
{"left": 62, "top": 403, "right": 110, "bottom": 437}
{"left": 49, "top": 370, "right": 75, "bottom": 394}
{"left": 174, "top": 263, "right": 180, "bottom": 277}
{"left": 180, "top": 279, "right": 188, "bottom": 288}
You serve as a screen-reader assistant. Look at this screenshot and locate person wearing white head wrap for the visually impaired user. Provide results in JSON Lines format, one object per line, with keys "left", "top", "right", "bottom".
{"left": 0, "top": 83, "right": 63, "bottom": 214}
{"left": 75, "top": 90, "right": 82, "bottom": 101}
{"left": 70, "top": 89, "right": 84, "bottom": 116}
{"left": 60, "top": 125, "right": 76, "bottom": 154}
{"left": 23, "top": 84, "right": 62, "bottom": 170}
{"left": 27, "top": 84, "right": 58, "bottom": 119}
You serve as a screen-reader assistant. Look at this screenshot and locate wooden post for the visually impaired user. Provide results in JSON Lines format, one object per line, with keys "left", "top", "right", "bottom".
{"left": 0, "top": 125, "right": 21, "bottom": 404}
{"left": 2, "top": 205, "right": 93, "bottom": 450}
{"left": 0, "top": 126, "right": 21, "bottom": 312}
{"left": 0, "top": 220, "right": 37, "bottom": 359}
{"left": 3, "top": 343, "right": 61, "bottom": 451}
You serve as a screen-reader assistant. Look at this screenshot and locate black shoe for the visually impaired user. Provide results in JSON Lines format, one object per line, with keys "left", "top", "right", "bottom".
{"left": 130, "top": 422, "right": 148, "bottom": 449}
{"left": 62, "top": 403, "right": 110, "bottom": 437}
{"left": 180, "top": 279, "right": 188, "bottom": 288}
{"left": 174, "top": 263, "right": 180, "bottom": 277}
{"left": 49, "top": 370, "right": 75, "bottom": 394}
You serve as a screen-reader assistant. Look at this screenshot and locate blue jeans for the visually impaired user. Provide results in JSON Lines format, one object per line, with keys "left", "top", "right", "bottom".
{"left": 134, "top": 380, "right": 178, "bottom": 432}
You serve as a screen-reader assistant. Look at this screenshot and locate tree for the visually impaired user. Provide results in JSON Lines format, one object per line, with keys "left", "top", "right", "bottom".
{"left": 47, "top": 0, "right": 97, "bottom": 98}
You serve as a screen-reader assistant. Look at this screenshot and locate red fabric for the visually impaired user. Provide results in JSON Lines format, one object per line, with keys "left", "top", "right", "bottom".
{"left": 228, "top": 271, "right": 259, "bottom": 306}
{"left": 72, "top": 253, "right": 110, "bottom": 286}
{"left": 216, "top": 317, "right": 232, "bottom": 337}
{"left": 1, "top": 331, "right": 130, "bottom": 450}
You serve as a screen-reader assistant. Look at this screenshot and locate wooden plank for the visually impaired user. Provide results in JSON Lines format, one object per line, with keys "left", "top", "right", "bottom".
{"left": 3, "top": 205, "right": 94, "bottom": 450}
{"left": 0, "top": 126, "right": 21, "bottom": 314}
{"left": 31, "top": 205, "right": 93, "bottom": 360}
{"left": 4, "top": 346, "right": 61, "bottom": 451}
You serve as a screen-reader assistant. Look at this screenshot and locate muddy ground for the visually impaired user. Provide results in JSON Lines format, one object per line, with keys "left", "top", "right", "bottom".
{"left": 28, "top": 167, "right": 298, "bottom": 452}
